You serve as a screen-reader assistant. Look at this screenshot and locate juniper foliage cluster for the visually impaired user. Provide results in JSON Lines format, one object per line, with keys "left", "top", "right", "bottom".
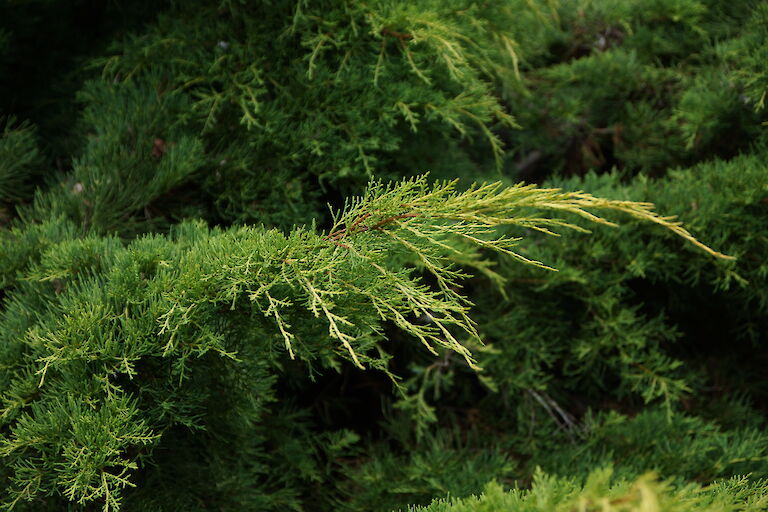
{"left": 0, "top": 0, "right": 766, "bottom": 511}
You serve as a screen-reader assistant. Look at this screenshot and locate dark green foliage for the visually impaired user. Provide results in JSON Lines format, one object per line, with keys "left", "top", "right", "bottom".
{"left": 336, "top": 426, "right": 517, "bottom": 511}
{"left": 725, "top": 3, "right": 768, "bottom": 110}
{"left": 0, "top": 0, "right": 767, "bottom": 511}
{"left": 503, "top": 0, "right": 767, "bottom": 178}
{"left": 25, "top": 78, "right": 206, "bottom": 235}
{"left": 472, "top": 153, "right": 768, "bottom": 412}
{"left": 89, "top": 0, "right": 521, "bottom": 227}
{"left": 0, "top": 0, "right": 163, "bottom": 156}
{"left": 530, "top": 409, "right": 768, "bottom": 483}
{"left": 0, "top": 119, "right": 42, "bottom": 204}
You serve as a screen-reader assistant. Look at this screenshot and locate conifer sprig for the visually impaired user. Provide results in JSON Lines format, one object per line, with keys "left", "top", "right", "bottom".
{"left": 303, "top": 175, "right": 730, "bottom": 367}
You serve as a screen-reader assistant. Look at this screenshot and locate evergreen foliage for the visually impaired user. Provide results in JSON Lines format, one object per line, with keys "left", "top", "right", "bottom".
{"left": 499, "top": 0, "right": 768, "bottom": 178}
{"left": 0, "top": 177, "right": 726, "bottom": 510}
{"left": 88, "top": 0, "right": 523, "bottom": 227}
{"left": 0, "top": 118, "right": 41, "bottom": 204}
{"left": 0, "top": 0, "right": 766, "bottom": 511}
{"left": 470, "top": 154, "right": 768, "bottom": 412}
{"left": 409, "top": 469, "right": 768, "bottom": 512}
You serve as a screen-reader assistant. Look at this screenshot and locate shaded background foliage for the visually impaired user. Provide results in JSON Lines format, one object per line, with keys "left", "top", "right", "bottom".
{"left": 0, "top": 0, "right": 767, "bottom": 510}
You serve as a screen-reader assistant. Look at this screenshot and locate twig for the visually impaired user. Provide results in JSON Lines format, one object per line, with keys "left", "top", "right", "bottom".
{"left": 324, "top": 212, "right": 418, "bottom": 243}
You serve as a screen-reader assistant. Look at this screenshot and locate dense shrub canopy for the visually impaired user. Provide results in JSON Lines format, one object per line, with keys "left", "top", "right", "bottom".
{"left": 0, "top": 1, "right": 766, "bottom": 511}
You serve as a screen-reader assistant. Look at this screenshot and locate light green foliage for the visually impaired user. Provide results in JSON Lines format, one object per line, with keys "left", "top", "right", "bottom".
{"left": 2, "top": 395, "right": 157, "bottom": 511}
{"left": 408, "top": 468, "right": 768, "bottom": 512}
